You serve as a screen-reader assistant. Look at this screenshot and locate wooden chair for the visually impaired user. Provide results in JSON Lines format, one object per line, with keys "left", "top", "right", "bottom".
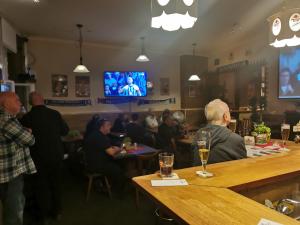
{"left": 76, "top": 147, "right": 112, "bottom": 201}
{"left": 135, "top": 151, "right": 160, "bottom": 208}
{"left": 86, "top": 172, "right": 112, "bottom": 201}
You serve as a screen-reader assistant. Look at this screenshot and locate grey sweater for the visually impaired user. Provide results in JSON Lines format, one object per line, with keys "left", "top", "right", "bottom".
{"left": 192, "top": 124, "right": 247, "bottom": 165}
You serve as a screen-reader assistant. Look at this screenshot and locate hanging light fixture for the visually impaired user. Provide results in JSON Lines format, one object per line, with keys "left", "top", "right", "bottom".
{"left": 151, "top": 0, "right": 198, "bottom": 31}
{"left": 268, "top": 1, "right": 300, "bottom": 48}
{"left": 188, "top": 43, "right": 200, "bottom": 81}
{"left": 136, "top": 37, "right": 150, "bottom": 62}
{"left": 73, "top": 24, "right": 89, "bottom": 73}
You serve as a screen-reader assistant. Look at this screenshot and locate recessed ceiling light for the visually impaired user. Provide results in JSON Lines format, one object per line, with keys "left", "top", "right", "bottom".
{"left": 33, "top": 0, "right": 40, "bottom": 3}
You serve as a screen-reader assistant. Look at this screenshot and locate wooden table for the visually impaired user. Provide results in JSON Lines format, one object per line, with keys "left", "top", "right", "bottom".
{"left": 114, "top": 144, "right": 159, "bottom": 160}
{"left": 133, "top": 141, "right": 300, "bottom": 225}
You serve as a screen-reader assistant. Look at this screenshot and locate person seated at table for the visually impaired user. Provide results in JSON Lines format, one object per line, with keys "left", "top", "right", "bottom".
{"left": 144, "top": 108, "right": 158, "bottom": 131}
{"left": 126, "top": 113, "right": 145, "bottom": 144}
{"left": 192, "top": 99, "right": 246, "bottom": 165}
{"left": 84, "top": 118, "right": 126, "bottom": 196}
{"left": 111, "top": 113, "right": 129, "bottom": 133}
{"left": 157, "top": 115, "right": 177, "bottom": 153}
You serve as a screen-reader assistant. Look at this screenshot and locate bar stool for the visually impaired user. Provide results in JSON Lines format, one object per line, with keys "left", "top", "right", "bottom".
{"left": 86, "top": 172, "right": 112, "bottom": 201}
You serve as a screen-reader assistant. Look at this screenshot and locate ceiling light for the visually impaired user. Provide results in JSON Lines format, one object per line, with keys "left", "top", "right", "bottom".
{"left": 73, "top": 24, "right": 89, "bottom": 73}
{"left": 188, "top": 74, "right": 200, "bottom": 81}
{"left": 33, "top": 0, "right": 40, "bottom": 3}
{"left": 268, "top": 2, "right": 300, "bottom": 48}
{"left": 188, "top": 43, "right": 201, "bottom": 81}
{"left": 151, "top": 0, "right": 198, "bottom": 31}
{"left": 136, "top": 37, "right": 150, "bottom": 62}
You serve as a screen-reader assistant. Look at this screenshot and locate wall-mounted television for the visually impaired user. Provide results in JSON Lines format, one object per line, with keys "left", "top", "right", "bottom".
{"left": 279, "top": 47, "right": 300, "bottom": 99}
{"left": 103, "top": 71, "right": 147, "bottom": 97}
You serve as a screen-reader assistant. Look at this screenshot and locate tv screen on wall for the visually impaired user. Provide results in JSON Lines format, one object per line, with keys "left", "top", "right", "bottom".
{"left": 279, "top": 47, "right": 300, "bottom": 99}
{"left": 103, "top": 71, "right": 147, "bottom": 97}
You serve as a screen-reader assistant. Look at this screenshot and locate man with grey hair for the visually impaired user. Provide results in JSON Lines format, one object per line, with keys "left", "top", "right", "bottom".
{"left": 192, "top": 99, "right": 246, "bottom": 165}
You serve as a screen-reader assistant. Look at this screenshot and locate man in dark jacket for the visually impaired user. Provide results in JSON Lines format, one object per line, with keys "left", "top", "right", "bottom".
{"left": 21, "top": 92, "right": 69, "bottom": 225}
{"left": 192, "top": 99, "right": 246, "bottom": 165}
{"left": 125, "top": 113, "right": 145, "bottom": 143}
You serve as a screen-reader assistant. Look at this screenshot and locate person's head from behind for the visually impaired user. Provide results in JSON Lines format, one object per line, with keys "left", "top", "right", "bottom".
{"left": 29, "top": 92, "right": 44, "bottom": 106}
{"left": 280, "top": 68, "right": 291, "bottom": 86}
{"left": 127, "top": 77, "right": 133, "bottom": 85}
{"left": 0, "top": 92, "right": 21, "bottom": 115}
{"left": 99, "top": 119, "right": 111, "bottom": 135}
{"left": 131, "top": 113, "right": 139, "bottom": 122}
{"left": 205, "top": 99, "right": 231, "bottom": 126}
{"left": 162, "top": 115, "right": 173, "bottom": 127}
{"left": 162, "top": 109, "right": 171, "bottom": 117}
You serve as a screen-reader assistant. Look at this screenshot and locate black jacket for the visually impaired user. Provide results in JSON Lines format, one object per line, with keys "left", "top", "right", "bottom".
{"left": 21, "top": 105, "right": 69, "bottom": 169}
{"left": 192, "top": 124, "right": 246, "bottom": 165}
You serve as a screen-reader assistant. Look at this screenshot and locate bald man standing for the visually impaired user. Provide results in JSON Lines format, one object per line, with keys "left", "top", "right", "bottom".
{"left": 21, "top": 92, "right": 69, "bottom": 225}
{"left": 0, "top": 92, "right": 36, "bottom": 225}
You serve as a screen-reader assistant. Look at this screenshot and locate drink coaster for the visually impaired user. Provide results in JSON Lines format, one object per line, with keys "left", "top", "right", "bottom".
{"left": 161, "top": 173, "right": 179, "bottom": 180}
{"left": 196, "top": 171, "right": 214, "bottom": 178}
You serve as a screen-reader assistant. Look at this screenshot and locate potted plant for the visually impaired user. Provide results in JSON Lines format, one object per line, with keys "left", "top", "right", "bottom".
{"left": 252, "top": 122, "right": 271, "bottom": 144}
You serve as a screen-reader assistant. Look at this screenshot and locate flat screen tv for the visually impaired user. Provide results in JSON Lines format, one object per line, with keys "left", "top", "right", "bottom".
{"left": 103, "top": 71, "right": 147, "bottom": 97}
{"left": 279, "top": 47, "right": 300, "bottom": 99}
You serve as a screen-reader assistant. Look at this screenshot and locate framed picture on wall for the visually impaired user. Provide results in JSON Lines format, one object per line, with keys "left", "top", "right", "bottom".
{"left": 52, "top": 74, "right": 68, "bottom": 97}
{"left": 160, "top": 78, "right": 170, "bottom": 96}
{"left": 189, "top": 85, "right": 197, "bottom": 97}
{"left": 75, "top": 76, "right": 90, "bottom": 97}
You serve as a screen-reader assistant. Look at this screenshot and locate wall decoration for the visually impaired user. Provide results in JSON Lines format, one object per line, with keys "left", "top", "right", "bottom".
{"left": 160, "top": 78, "right": 170, "bottom": 96}
{"left": 45, "top": 99, "right": 91, "bottom": 106}
{"left": 75, "top": 76, "right": 90, "bottom": 97}
{"left": 52, "top": 74, "right": 68, "bottom": 97}
{"left": 188, "top": 85, "right": 197, "bottom": 97}
{"left": 147, "top": 81, "right": 154, "bottom": 95}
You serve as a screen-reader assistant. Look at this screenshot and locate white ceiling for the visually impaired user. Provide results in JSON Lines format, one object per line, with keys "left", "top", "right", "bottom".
{"left": 0, "top": 0, "right": 284, "bottom": 55}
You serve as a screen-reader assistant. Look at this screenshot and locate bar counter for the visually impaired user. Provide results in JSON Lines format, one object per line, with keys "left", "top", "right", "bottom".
{"left": 133, "top": 141, "right": 300, "bottom": 224}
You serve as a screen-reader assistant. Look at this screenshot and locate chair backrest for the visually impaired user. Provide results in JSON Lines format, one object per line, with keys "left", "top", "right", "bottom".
{"left": 137, "top": 152, "right": 159, "bottom": 176}
{"left": 239, "top": 119, "right": 252, "bottom": 136}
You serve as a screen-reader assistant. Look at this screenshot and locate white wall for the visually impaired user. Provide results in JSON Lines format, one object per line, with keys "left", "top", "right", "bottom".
{"left": 28, "top": 37, "right": 181, "bottom": 114}
{"left": 207, "top": 29, "right": 297, "bottom": 114}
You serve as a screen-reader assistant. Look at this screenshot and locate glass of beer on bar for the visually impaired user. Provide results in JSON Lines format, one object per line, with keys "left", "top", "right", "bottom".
{"left": 228, "top": 119, "right": 237, "bottom": 133}
{"left": 281, "top": 123, "right": 290, "bottom": 150}
{"left": 159, "top": 152, "right": 174, "bottom": 177}
{"left": 197, "top": 130, "right": 213, "bottom": 177}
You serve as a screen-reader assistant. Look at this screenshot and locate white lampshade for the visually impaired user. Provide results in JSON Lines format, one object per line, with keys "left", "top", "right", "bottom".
{"left": 73, "top": 64, "right": 90, "bottom": 73}
{"left": 188, "top": 74, "right": 200, "bottom": 81}
{"left": 136, "top": 54, "right": 150, "bottom": 62}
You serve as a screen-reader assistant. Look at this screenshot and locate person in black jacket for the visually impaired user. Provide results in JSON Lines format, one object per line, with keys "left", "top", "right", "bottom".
{"left": 21, "top": 92, "right": 69, "bottom": 225}
{"left": 192, "top": 99, "right": 246, "bottom": 166}
{"left": 125, "top": 113, "right": 145, "bottom": 143}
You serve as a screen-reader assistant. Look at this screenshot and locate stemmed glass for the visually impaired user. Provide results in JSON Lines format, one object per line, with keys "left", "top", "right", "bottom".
{"left": 281, "top": 123, "right": 290, "bottom": 150}
{"left": 197, "top": 130, "right": 213, "bottom": 178}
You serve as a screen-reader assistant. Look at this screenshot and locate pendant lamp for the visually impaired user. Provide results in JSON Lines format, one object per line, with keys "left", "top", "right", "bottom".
{"left": 188, "top": 43, "right": 200, "bottom": 81}
{"left": 73, "top": 24, "right": 89, "bottom": 73}
{"left": 136, "top": 37, "right": 150, "bottom": 62}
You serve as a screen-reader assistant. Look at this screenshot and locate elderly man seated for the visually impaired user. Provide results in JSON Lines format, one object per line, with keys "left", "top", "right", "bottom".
{"left": 192, "top": 99, "right": 246, "bottom": 165}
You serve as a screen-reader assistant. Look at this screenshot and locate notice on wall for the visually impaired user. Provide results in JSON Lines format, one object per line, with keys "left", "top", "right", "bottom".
{"left": 160, "top": 77, "right": 170, "bottom": 96}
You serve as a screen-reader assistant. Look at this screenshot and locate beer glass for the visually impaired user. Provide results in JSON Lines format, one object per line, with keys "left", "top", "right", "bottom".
{"left": 197, "top": 130, "right": 213, "bottom": 177}
{"left": 159, "top": 153, "right": 174, "bottom": 177}
{"left": 228, "top": 119, "right": 237, "bottom": 133}
{"left": 281, "top": 123, "right": 290, "bottom": 150}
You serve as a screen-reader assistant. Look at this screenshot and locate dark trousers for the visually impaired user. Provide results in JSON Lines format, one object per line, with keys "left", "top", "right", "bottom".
{"left": 94, "top": 161, "right": 126, "bottom": 194}
{"left": 0, "top": 175, "right": 25, "bottom": 225}
{"left": 31, "top": 164, "right": 62, "bottom": 221}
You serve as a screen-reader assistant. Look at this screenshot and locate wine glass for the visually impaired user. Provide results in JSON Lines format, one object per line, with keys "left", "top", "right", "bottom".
{"left": 197, "top": 130, "right": 213, "bottom": 178}
{"left": 228, "top": 119, "right": 237, "bottom": 133}
{"left": 281, "top": 123, "right": 290, "bottom": 150}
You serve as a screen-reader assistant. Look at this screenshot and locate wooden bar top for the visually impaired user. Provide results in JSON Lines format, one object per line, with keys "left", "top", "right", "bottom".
{"left": 133, "top": 141, "right": 300, "bottom": 225}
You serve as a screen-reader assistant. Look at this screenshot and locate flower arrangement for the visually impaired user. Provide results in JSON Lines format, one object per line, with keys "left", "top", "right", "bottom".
{"left": 252, "top": 122, "right": 271, "bottom": 144}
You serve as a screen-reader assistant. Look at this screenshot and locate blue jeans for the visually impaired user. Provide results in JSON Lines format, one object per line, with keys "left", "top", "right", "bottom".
{"left": 0, "top": 176, "right": 25, "bottom": 225}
